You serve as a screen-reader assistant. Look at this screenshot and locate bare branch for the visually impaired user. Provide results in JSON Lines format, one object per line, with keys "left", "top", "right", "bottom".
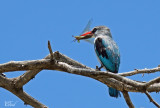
{"left": 8, "top": 88, "right": 48, "bottom": 108}
{"left": 145, "top": 77, "right": 160, "bottom": 88}
{"left": 49, "top": 61, "right": 145, "bottom": 89}
{"left": 122, "top": 91, "right": 134, "bottom": 108}
{"left": 0, "top": 75, "right": 12, "bottom": 87}
{"left": 14, "top": 51, "right": 92, "bottom": 89}
{"left": 1, "top": 76, "right": 48, "bottom": 108}
{"left": 0, "top": 58, "right": 145, "bottom": 89}
{"left": 119, "top": 67, "right": 160, "bottom": 77}
{"left": 0, "top": 59, "right": 51, "bottom": 73}
{"left": 1, "top": 52, "right": 160, "bottom": 92}
{"left": 147, "top": 83, "right": 160, "bottom": 92}
{"left": 14, "top": 53, "right": 52, "bottom": 88}
{"left": 145, "top": 91, "right": 160, "bottom": 108}
{"left": 15, "top": 69, "right": 42, "bottom": 88}
{"left": 1, "top": 49, "right": 160, "bottom": 107}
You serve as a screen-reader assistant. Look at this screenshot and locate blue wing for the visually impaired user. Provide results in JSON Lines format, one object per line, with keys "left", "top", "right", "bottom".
{"left": 94, "top": 36, "right": 121, "bottom": 98}
{"left": 94, "top": 36, "right": 120, "bottom": 73}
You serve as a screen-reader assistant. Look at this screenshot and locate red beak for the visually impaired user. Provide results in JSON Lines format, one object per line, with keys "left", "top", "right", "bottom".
{"left": 80, "top": 31, "right": 93, "bottom": 36}
{"left": 73, "top": 31, "right": 94, "bottom": 43}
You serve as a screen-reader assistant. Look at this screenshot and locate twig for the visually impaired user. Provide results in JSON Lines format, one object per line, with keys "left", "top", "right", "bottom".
{"left": 119, "top": 67, "right": 160, "bottom": 77}
{"left": 48, "top": 40, "right": 53, "bottom": 60}
{"left": 145, "top": 91, "right": 160, "bottom": 108}
{"left": 122, "top": 91, "right": 134, "bottom": 108}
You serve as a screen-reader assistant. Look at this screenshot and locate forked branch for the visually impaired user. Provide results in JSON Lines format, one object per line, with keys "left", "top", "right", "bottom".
{"left": 0, "top": 41, "right": 160, "bottom": 108}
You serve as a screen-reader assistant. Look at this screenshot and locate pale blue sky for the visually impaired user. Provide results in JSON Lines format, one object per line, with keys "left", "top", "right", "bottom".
{"left": 1, "top": 0, "right": 160, "bottom": 108}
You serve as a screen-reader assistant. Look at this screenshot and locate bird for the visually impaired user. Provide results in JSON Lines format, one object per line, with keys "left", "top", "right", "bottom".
{"left": 74, "top": 26, "right": 121, "bottom": 98}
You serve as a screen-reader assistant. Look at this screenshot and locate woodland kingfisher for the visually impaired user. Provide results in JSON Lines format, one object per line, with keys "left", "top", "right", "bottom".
{"left": 74, "top": 25, "right": 121, "bottom": 98}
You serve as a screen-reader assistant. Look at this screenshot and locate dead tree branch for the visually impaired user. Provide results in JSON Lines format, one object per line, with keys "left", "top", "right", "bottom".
{"left": 122, "top": 91, "right": 134, "bottom": 108}
{"left": 145, "top": 91, "right": 160, "bottom": 108}
{"left": 0, "top": 41, "right": 160, "bottom": 108}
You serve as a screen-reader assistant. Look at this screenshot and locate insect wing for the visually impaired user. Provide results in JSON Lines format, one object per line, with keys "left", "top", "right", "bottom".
{"left": 80, "top": 19, "right": 94, "bottom": 44}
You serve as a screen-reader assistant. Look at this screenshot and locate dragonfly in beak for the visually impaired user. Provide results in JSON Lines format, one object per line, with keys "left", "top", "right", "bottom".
{"left": 73, "top": 19, "right": 95, "bottom": 44}
{"left": 74, "top": 31, "right": 94, "bottom": 42}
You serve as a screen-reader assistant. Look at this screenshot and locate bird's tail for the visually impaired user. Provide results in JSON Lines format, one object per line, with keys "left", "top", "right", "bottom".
{"left": 109, "top": 87, "right": 121, "bottom": 98}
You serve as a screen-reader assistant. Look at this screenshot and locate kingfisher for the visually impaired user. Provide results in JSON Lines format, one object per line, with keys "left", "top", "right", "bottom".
{"left": 74, "top": 26, "right": 121, "bottom": 98}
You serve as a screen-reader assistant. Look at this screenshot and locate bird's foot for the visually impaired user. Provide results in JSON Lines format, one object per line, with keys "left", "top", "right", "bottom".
{"left": 0, "top": 73, "right": 6, "bottom": 77}
{"left": 96, "top": 65, "right": 103, "bottom": 71}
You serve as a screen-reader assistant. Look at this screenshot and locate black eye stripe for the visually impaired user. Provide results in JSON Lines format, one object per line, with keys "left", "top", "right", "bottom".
{"left": 92, "top": 28, "right": 97, "bottom": 33}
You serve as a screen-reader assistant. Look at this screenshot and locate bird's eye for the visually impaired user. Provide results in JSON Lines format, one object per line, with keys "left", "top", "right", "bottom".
{"left": 92, "top": 28, "right": 97, "bottom": 33}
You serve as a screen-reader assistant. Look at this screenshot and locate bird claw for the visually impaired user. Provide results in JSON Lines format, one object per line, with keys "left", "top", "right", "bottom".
{"left": 96, "top": 65, "right": 103, "bottom": 71}
{"left": 96, "top": 66, "right": 99, "bottom": 71}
